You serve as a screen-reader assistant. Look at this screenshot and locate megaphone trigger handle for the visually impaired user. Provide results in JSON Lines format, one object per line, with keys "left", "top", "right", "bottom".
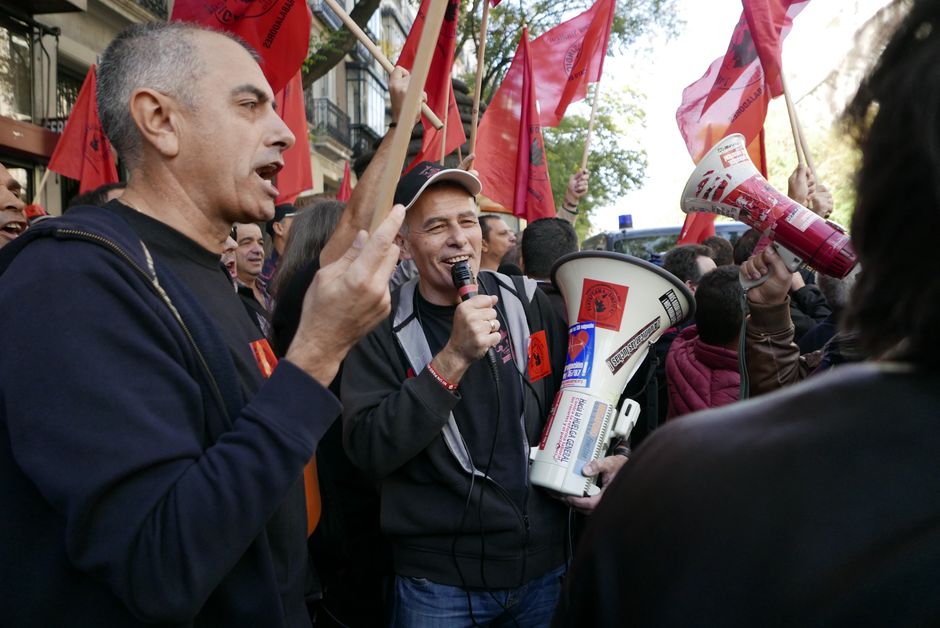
{"left": 739, "top": 243, "right": 805, "bottom": 291}
{"left": 612, "top": 399, "right": 641, "bottom": 439}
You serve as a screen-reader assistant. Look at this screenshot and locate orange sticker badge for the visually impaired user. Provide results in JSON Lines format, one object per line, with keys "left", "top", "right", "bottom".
{"left": 528, "top": 330, "right": 552, "bottom": 382}
{"left": 250, "top": 338, "right": 279, "bottom": 379}
{"left": 577, "top": 279, "right": 629, "bottom": 331}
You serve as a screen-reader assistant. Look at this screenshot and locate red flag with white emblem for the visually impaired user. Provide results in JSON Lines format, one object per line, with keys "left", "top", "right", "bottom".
{"left": 47, "top": 65, "right": 119, "bottom": 194}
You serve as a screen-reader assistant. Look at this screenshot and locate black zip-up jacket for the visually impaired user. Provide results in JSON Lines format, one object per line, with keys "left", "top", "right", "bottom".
{"left": 342, "top": 272, "right": 569, "bottom": 589}
{"left": 0, "top": 207, "right": 338, "bottom": 627}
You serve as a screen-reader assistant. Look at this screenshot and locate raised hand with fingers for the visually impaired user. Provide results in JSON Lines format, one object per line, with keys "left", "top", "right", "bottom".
{"left": 287, "top": 205, "right": 405, "bottom": 386}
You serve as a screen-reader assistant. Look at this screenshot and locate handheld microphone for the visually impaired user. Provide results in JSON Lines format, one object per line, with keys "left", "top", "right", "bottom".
{"left": 451, "top": 260, "right": 499, "bottom": 381}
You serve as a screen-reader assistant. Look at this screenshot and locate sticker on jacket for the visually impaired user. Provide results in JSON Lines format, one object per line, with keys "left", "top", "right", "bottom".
{"left": 577, "top": 279, "right": 628, "bottom": 331}
{"left": 562, "top": 322, "right": 595, "bottom": 389}
{"left": 527, "top": 330, "right": 552, "bottom": 382}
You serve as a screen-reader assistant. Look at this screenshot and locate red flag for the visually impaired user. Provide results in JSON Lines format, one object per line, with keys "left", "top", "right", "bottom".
{"left": 47, "top": 65, "right": 119, "bottom": 194}
{"left": 676, "top": 3, "right": 806, "bottom": 244}
{"left": 476, "top": 28, "right": 555, "bottom": 221}
{"left": 397, "top": 0, "right": 465, "bottom": 168}
{"left": 273, "top": 70, "right": 312, "bottom": 204}
{"left": 337, "top": 161, "right": 352, "bottom": 202}
{"left": 529, "top": 0, "right": 616, "bottom": 127}
{"left": 743, "top": 0, "right": 810, "bottom": 98}
{"left": 171, "top": 0, "right": 311, "bottom": 94}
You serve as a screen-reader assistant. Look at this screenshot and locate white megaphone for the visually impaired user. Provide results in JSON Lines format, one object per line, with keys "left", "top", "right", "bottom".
{"left": 680, "top": 134, "right": 857, "bottom": 284}
{"left": 529, "top": 252, "right": 694, "bottom": 496}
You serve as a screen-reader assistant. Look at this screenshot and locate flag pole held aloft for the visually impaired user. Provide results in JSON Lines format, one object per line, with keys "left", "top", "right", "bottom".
{"left": 322, "top": 0, "right": 442, "bottom": 130}
{"left": 369, "top": 0, "right": 449, "bottom": 232}
{"left": 580, "top": 80, "right": 602, "bottom": 171}
{"left": 468, "top": 0, "right": 494, "bottom": 159}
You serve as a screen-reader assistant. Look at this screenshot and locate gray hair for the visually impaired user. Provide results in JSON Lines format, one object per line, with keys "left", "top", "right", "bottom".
{"left": 97, "top": 22, "right": 256, "bottom": 169}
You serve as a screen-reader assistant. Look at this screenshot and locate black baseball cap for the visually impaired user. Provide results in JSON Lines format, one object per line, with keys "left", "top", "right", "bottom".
{"left": 394, "top": 161, "right": 482, "bottom": 211}
{"left": 266, "top": 203, "right": 299, "bottom": 236}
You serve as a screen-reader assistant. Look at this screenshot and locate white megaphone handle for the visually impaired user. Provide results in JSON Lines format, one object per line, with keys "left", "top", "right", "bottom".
{"left": 612, "top": 398, "right": 641, "bottom": 440}
{"left": 739, "top": 243, "right": 804, "bottom": 290}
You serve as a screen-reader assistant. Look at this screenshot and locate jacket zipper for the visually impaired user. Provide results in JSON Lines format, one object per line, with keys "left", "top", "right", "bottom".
{"left": 57, "top": 229, "right": 232, "bottom": 425}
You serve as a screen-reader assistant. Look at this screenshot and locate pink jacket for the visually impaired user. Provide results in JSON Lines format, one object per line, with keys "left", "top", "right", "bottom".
{"left": 665, "top": 325, "right": 740, "bottom": 420}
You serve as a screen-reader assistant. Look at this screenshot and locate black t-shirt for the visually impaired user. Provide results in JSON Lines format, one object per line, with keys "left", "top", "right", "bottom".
{"left": 108, "top": 201, "right": 265, "bottom": 399}
{"left": 415, "top": 288, "right": 527, "bottom": 507}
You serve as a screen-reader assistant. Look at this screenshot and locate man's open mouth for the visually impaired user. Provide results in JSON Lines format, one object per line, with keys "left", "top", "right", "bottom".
{"left": 255, "top": 162, "right": 283, "bottom": 198}
{"left": 441, "top": 254, "right": 471, "bottom": 267}
{"left": 1, "top": 221, "right": 25, "bottom": 237}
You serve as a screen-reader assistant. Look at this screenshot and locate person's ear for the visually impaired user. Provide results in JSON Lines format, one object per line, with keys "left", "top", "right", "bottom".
{"left": 396, "top": 233, "right": 413, "bottom": 261}
{"left": 273, "top": 221, "right": 286, "bottom": 238}
{"left": 129, "top": 88, "right": 182, "bottom": 158}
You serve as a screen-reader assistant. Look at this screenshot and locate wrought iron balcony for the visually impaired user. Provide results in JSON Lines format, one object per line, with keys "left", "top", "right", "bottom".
{"left": 130, "top": 0, "right": 168, "bottom": 19}
{"left": 311, "top": 0, "right": 344, "bottom": 30}
{"left": 306, "top": 96, "right": 351, "bottom": 148}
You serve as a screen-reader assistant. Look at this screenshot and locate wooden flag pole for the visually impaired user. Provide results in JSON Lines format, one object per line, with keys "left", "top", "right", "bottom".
{"left": 32, "top": 168, "right": 52, "bottom": 204}
{"left": 580, "top": 80, "right": 602, "bottom": 171}
{"left": 781, "top": 73, "right": 805, "bottom": 167}
{"left": 370, "top": 0, "right": 449, "bottom": 231}
{"left": 468, "top": 0, "right": 492, "bottom": 159}
{"left": 322, "top": 0, "right": 443, "bottom": 130}
{"left": 440, "top": 80, "right": 450, "bottom": 164}
{"left": 793, "top": 106, "right": 817, "bottom": 177}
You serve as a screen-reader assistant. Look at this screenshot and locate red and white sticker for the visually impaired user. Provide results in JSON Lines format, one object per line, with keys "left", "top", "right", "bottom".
{"left": 577, "top": 279, "right": 629, "bottom": 331}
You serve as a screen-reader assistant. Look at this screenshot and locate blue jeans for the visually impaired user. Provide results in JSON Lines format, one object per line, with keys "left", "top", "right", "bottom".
{"left": 390, "top": 565, "right": 566, "bottom": 627}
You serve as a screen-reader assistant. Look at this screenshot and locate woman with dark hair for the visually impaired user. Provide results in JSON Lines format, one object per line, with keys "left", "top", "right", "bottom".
{"left": 270, "top": 198, "right": 391, "bottom": 627}
{"left": 554, "top": 3, "right": 940, "bottom": 625}
{"left": 270, "top": 200, "right": 344, "bottom": 355}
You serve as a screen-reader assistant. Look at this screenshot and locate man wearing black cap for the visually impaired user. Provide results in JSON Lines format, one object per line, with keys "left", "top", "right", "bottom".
{"left": 262, "top": 202, "right": 303, "bottom": 288}
{"left": 341, "top": 161, "right": 624, "bottom": 625}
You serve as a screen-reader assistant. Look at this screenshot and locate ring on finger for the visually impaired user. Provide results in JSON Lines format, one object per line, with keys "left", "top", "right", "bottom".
{"left": 490, "top": 319, "right": 498, "bottom": 333}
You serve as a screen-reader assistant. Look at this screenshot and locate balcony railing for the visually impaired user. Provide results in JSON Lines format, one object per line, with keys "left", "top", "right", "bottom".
{"left": 130, "top": 0, "right": 168, "bottom": 19}
{"left": 311, "top": 0, "right": 344, "bottom": 30}
{"left": 306, "top": 96, "right": 351, "bottom": 148}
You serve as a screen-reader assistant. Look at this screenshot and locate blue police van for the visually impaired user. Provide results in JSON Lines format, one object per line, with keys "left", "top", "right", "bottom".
{"left": 580, "top": 221, "right": 749, "bottom": 265}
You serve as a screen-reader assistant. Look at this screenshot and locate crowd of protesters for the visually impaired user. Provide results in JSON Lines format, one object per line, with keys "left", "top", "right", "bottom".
{"left": 1, "top": 2, "right": 939, "bottom": 625}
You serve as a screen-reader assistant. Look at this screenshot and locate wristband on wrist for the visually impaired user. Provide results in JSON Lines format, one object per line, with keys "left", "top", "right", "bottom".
{"left": 426, "top": 362, "right": 457, "bottom": 392}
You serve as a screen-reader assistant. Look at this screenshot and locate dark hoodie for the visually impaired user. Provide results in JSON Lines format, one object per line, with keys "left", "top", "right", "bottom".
{"left": 0, "top": 206, "right": 337, "bottom": 627}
